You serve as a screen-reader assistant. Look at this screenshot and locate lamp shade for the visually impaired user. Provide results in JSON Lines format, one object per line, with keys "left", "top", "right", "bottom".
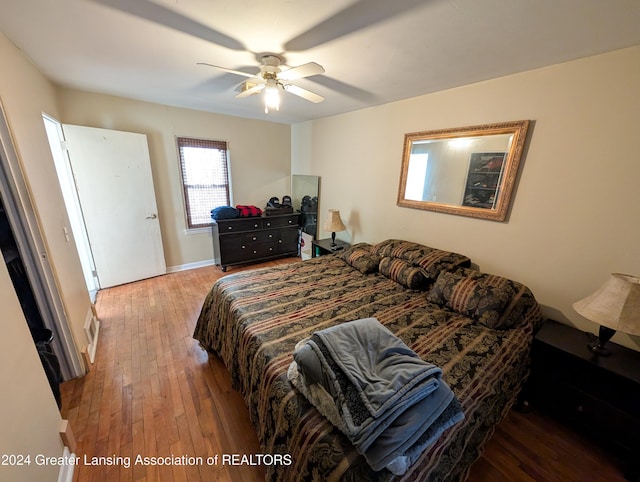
{"left": 572, "top": 273, "right": 640, "bottom": 336}
{"left": 323, "top": 210, "right": 346, "bottom": 233}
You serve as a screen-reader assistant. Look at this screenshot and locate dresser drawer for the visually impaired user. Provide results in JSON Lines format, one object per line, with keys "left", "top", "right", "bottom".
{"left": 263, "top": 215, "right": 298, "bottom": 229}
{"left": 217, "top": 218, "right": 263, "bottom": 233}
{"left": 239, "top": 241, "right": 279, "bottom": 259}
{"left": 242, "top": 229, "right": 279, "bottom": 244}
{"left": 564, "top": 385, "right": 640, "bottom": 450}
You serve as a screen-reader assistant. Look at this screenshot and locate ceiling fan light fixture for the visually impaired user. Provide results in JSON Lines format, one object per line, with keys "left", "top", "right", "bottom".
{"left": 264, "top": 80, "right": 280, "bottom": 114}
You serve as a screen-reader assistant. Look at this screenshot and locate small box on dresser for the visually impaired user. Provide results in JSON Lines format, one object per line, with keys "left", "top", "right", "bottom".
{"left": 529, "top": 319, "right": 640, "bottom": 481}
{"left": 212, "top": 213, "right": 299, "bottom": 271}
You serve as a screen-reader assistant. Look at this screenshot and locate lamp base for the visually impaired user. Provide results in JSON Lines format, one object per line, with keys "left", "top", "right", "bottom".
{"left": 587, "top": 325, "right": 616, "bottom": 356}
{"left": 588, "top": 341, "right": 611, "bottom": 356}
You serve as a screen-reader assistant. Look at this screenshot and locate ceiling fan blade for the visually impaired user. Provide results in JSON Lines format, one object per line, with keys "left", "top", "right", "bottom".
{"left": 284, "top": 84, "right": 324, "bottom": 103}
{"left": 235, "top": 83, "right": 265, "bottom": 98}
{"left": 197, "top": 62, "right": 258, "bottom": 79}
{"left": 277, "top": 62, "right": 325, "bottom": 81}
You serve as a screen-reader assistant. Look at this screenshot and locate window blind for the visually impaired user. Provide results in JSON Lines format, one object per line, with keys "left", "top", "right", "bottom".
{"left": 177, "top": 137, "right": 230, "bottom": 229}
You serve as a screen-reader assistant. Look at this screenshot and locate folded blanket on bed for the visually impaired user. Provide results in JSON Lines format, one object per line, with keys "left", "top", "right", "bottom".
{"left": 290, "top": 317, "right": 464, "bottom": 474}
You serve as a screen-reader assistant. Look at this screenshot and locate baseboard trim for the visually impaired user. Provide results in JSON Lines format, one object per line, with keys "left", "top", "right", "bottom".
{"left": 59, "top": 419, "right": 76, "bottom": 454}
{"left": 56, "top": 446, "right": 75, "bottom": 482}
{"left": 166, "top": 259, "right": 216, "bottom": 273}
{"left": 83, "top": 308, "right": 99, "bottom": 364}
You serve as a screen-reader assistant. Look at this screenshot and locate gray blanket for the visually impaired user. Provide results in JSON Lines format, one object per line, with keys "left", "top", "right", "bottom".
{"left": 292, "top": 317, "right": 464, "bottom": 474}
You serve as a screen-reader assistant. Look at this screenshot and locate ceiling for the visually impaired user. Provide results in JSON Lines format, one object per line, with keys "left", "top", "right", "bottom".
{"left": 1, "top": 0, "right": 640, "bottom": 124}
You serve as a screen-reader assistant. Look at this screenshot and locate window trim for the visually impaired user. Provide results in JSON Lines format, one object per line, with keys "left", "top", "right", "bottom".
{"left": 176, "top": 136, "right": 232, "bottom": 231}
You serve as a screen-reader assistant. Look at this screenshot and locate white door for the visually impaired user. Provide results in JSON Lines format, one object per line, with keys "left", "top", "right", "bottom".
{"left": 63, "top": 124, "right": 166, "bottom": 288}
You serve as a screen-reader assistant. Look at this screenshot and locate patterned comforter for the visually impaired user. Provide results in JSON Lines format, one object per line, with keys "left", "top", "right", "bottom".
{"left": 193, "top": 241, "right": 542, "bottom": 481}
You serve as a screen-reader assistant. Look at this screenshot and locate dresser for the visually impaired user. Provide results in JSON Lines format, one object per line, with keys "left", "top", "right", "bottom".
{"left": 212, "top": 213, "right": 299, "bottom": 271}
{"left": 528, "top": 320, "right": 640, "bottom": 480}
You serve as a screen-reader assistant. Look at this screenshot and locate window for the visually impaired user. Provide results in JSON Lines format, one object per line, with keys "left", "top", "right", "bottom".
{"left": 177, "top": 137, "right": 230, "bottom": 229}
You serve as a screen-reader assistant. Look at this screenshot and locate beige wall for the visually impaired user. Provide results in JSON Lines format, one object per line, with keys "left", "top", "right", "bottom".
{"left": 0, "top": 37, "right": 90, "bottom": 353}
{"left": 0, "top": 262, "right": 63, "bottom": 481}
{"left": 294, "top": 46, "right": 640, "bottom": 350}
{"left": 56, "top": 89, "right": 292, "bottom": 269}
{"left": 0, "top": 33, "right": 75, "bottom": 480}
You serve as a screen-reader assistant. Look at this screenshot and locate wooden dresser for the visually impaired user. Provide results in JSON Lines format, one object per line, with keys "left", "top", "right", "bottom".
{"left": 212, "top": 213, "right": 299, "bottom": 271}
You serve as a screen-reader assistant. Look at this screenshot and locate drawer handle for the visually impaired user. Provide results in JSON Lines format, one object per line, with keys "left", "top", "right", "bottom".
{"left": 252, "top": 236, "right": 257, "bottom": 241}
{"left": 288, "top": 220, "right": 293, "bottom": 224}
{"left": 268, "top": 234, "right": 273, "bottom": 238}
{"left": 253, "top": 250, "right": 257, "bottom": 254}
{"left": 266, "top": 222, "right": 271, "bottom": 227}
{"left": 241, "top": 245, "right": 246, "bottom": 249}
{"left": 278, "top": 240, "right": 282, "bottom": 243}
{"left": 254, "top": 224, "right": 259, "bottom": 228}
{"left": 269, "top": 247, "right": 273, "bottom": 251}
{"left": 228, "top": 226, "right": 233, "bottom": 230}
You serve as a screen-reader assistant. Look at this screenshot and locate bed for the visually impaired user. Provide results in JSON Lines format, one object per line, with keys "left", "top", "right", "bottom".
{"left": 193, "top": 239, "right": 543, "bottom": 481}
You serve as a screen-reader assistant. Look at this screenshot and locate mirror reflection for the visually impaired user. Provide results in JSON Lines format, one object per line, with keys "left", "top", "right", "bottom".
{"left": 398, "top": 121, "right": 529, "bottom": 221}
{"left": 292, "top": 174, "right": 319, "bottom": 237}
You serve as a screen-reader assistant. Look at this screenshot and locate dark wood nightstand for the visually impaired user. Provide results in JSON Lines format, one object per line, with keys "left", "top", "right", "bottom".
{"left": 528, "top": 319, "right": 640, "bottom": 481}
{"left": 311, "top": 238, "right": 350, "bottom": 257}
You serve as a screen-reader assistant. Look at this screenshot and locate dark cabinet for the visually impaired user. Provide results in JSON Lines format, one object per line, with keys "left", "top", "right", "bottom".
{"left": 528, "top": 320, "right": 640, "bottom": 480}
{"left": 213, "top": 213, "right": 299, "bottom": 271}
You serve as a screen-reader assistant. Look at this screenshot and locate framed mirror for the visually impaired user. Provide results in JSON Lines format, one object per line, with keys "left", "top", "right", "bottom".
{"left": 292, "top": 175, "right": 319, "bottom": 237}
{"left": 397, "top": 120, "right": 530, "bottom": 221}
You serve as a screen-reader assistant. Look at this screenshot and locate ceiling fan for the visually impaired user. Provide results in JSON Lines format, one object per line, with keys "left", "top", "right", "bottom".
{"left": 198, "top": 54, "right": 325, "bottom": 113}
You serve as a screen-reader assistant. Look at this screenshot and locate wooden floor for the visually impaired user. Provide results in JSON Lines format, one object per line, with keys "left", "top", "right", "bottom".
{"left": 61, "top": 258, "right": 627, "bottom": 482}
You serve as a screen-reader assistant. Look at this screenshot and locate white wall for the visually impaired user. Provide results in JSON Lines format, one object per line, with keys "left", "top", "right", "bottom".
{"left": 294, "top": 46, "right": 640, "bottom": 350}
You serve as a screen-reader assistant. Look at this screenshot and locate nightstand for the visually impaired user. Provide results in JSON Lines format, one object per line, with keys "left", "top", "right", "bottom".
{"left": 311, "top": 238, "right": 350, "bottom": 257}
{"left": 528, "top": 320, "right": 640, "bottom": 481}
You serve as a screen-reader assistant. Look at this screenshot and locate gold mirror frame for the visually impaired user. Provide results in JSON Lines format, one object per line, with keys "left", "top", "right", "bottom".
{"left": 397, "top": 120, "right": 530, "bottom": 222}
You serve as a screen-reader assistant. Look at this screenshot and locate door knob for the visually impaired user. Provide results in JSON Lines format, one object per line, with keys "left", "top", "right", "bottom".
{"left": 146, "top": 213, "right": 157, "bottom": 219}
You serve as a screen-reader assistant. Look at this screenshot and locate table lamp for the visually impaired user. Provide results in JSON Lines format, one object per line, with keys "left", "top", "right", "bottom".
{"left": 323, "top": 209, "right": 346, "bottom": 249}
{"left": 572, "top": 273, "right": 640, "bottom": 356}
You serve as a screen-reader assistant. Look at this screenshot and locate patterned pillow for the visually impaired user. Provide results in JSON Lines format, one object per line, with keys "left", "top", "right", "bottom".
{"left": 372, "top": 239, "right": 470, "bottom": 281}
{"left": 426, "top": 268, "right": 522, "bottom": 329}
{"left": 379, "top": 257, "right": 427, "bottom": 290}
{"left": 338, "top": 244, "right": 380, "bottom": 274}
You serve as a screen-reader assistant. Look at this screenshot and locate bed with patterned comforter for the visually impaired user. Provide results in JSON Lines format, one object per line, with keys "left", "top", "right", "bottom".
{"left": 193, "top": 239, "right": 543, "bottom": 481}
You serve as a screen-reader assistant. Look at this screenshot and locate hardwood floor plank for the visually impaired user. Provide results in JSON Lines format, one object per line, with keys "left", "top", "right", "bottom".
{"left": 61, "top": 257, "right": 627, "bottom": 481}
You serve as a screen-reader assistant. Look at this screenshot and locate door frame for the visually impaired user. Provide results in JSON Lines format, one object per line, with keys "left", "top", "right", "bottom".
{"left": 43, "top": 114, "right": 99, "bottom": 296}
{"left": 0, "top": 100, "right": 84, "bottom": 380}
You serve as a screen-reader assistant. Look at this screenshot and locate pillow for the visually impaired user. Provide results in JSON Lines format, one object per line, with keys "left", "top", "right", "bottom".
{"left": 338, "top": 244, "right": 380, "bottom": 274}
{"left": 379, "top": 257, "right": 427, "bottom": 290}
{"left": 426, "top": 268, "right": 522, "bottom": 329}
{"left": 372, "top": 239, "right": 470, "bottom": 281}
